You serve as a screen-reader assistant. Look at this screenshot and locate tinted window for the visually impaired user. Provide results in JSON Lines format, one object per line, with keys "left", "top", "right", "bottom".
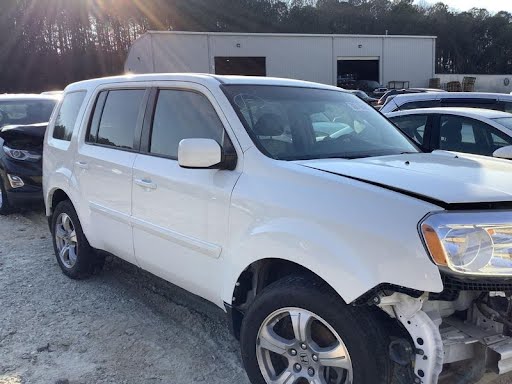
{"left": 95, "top": 90, "right": 145, "bottom": 149}
{"left": 390, "top": 114, "right": 428, "bottom": 146}
{"left": 0, "top": 99, "right": 56, "bottom": 129}
{"left": 439, "top": 115, "right": 509, "bottom": 156}
{"left": 503, "top": 102, "right": 512, "bottom": 113}
{"left": 223, "top": 85, "right": 417, "bottom": 160}
{"left": 400, "top": 100, "right": 440, "bottom": 110}
{"left": 441, "top": 98, "right": 500, "bottom": 111}
{"left": 53, "top": 92, "right": 86, "bottom": 141}
{"left": 150, "top": 90, "right": 224, "bottom": 159}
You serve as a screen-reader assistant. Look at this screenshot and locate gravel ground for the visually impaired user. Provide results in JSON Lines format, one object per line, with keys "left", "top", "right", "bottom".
{"left": 0, "top": 209, "right": 250, "bottom": 384}
{"left": 1, "top": 209, "right": 512, "bottom": 384}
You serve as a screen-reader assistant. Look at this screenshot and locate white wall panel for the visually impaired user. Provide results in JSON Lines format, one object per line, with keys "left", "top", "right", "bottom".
{"left": 210, "top": 35, "right": 333, "bottom": 85}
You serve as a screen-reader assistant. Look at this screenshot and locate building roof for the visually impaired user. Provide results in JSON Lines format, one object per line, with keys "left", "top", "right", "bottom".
{"left": 144, "top": 30, "right": 437, "bottom": 39}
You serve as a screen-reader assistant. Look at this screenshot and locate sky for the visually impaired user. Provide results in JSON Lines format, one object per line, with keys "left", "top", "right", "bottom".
{"left": 417, "top": 0, "right": 512, "bottom": 13}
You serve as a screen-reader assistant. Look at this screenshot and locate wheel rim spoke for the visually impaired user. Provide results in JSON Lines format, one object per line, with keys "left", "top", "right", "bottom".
{"left": 259, "top": 325, "right": 294, "bottom": 355}
{"left": 59, "top": 245, "right": 70, "bottom": 263}
{"left": 55, "top": 225, "right": 67, "bottom": 240}
{"left": 271, "top": 369, "right": 295, "bottom": 384}
{"left": 313, "top": 342, "right": 351, "bottom": 370}
{"left": 289, "top": 309, "right": 312, "bottom": 343}
{"left": 69, "top": 229, "right": 77, "bottom": 244}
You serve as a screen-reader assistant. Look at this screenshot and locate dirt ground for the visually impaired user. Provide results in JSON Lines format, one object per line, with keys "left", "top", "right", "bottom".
{"left": 1, "top": 209, "right": 512, "bottom": 384}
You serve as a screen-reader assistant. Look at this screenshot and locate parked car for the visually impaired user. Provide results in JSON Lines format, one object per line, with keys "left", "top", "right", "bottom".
{"left": 348, "top": 90, "right": 378, "bottom": 105}
{"left": 377, "top": 87, "right": 446, "bottom": 106}
{"left": 354, "top": 79, "right": 386, "bottom": 97}
{"left": 380, "top": 91, "right": 512, "bottom": 114}
{"left": 45, "top": 74, "right": 512, "bottom": 384}
{"left": 386, "top": 107, "right": 512, "bottom": 157}
{"left": 0, "top": 95, "right": 59, "bottom": 214}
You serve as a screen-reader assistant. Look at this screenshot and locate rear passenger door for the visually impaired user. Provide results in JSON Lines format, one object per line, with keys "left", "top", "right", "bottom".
{"left": 131, "top": 84, "right": 241, "bottom": 304}
{"left": 74, "top": 87, "right": 148, "bottom": 265}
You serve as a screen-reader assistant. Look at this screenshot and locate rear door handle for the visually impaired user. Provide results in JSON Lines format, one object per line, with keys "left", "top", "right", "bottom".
{"left": 134, "top": 178, "right": 157, "bottom": 190}
{"left": 75, "top": 161, "right": 89, "bottom": 170}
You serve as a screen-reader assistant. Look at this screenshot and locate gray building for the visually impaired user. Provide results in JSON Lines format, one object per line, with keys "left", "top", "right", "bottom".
{"left": 125, "top": 31, "right": 436, "bottom": 88}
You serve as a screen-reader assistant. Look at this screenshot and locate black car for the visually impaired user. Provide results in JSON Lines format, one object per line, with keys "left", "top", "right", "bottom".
{"left": 0, "top": 95, "right": 58, "bottom": 214}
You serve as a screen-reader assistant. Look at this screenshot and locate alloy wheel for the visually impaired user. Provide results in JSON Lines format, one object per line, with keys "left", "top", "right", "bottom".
{"left": 256, "top": 307, "right": 353, "bottom": 384}
{"left": 54, "top": 213, "right": 78, "bottom": 269}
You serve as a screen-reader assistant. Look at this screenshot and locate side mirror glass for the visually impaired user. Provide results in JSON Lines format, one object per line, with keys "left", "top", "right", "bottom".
{"left": 178, "top": 138, "right": 222, "bottom": 169}
{"left": 493, "top": 145, "right": 512, "bottom": 160}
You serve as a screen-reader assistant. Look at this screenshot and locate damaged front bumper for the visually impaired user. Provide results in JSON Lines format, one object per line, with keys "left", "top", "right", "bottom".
{"left": 378, "top": 289, "right": 512, "bottom": 384}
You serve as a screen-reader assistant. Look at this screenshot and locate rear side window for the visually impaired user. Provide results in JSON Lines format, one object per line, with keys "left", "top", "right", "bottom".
{"left": 438, "top": 115, "right": 509, "bottom": 156}
{"left": 441, "top": 98, "right": 499, "bottom": 110}
{"left": 389, "top": 114, "right": 428, "bottom": 146}
{"left": 88, "top": 89, "right": 145, "bottom": 150}
{"left": 53, "top": 91, "right": 86, "bottom": 141}
{"left": 149, "top": 90, "right": 224, "bottom": 159}
{"left": 400, "top": 100, "right": 440, "bottom": 110}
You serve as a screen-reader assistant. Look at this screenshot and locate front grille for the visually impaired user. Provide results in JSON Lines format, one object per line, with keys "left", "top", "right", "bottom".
{"left": 430, "top": 273, "right": 512, "bottom": 301}
{"left": 441, "top": 273, "right": 512, "bottom": 292}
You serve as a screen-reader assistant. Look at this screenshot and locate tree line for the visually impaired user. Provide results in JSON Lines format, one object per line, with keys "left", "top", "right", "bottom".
{"left": 0, "top": 0, "right": 511, "bottom": 93}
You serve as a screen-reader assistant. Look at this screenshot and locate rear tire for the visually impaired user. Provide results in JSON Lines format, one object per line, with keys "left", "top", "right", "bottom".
{"left": 240, "top": 275, "right": 392, "bottom": 384}
{"left": 0, "top": 178, "right": 12, "bottom": 215}
{"left": 51, "top": 200, "right": 104, "bottom": 279}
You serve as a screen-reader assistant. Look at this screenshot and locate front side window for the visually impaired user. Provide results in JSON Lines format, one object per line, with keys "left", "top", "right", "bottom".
{"left": 53, "top": 92, "right": 86, "bottom": 141}
{"left": 149, "top": 90, "right": 225, "bottom": 159}
{"left": 223, "top": 85, "right": 417, "bottom": 160}
{"left": 389, "top": 114, "right": 428, "bottom": 146}
{"left": 93, "top": 90, "right": 145, "bottom": 150}
{"left": 0, "top": 99, "right": 57, "bottom": 129}
{"left": 439, "top": 115, "right": 510, "bottom": 156}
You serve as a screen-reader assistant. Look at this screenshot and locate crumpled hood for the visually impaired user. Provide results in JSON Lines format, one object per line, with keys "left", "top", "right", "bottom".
{"left": 295, "top": 151, "right": 512, "bottom": 205}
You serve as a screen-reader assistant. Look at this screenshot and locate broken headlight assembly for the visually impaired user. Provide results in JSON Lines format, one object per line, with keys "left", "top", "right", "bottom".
{"left": 420, "top": 211, "right": 512, "bottom": 276}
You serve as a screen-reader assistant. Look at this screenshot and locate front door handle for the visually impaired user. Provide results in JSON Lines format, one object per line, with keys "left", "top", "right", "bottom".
{"left": 134, "top": 178, "right": 157, "bottom": 190}
{"left": 75, "top": 161, "right": 89, "bottom": 170}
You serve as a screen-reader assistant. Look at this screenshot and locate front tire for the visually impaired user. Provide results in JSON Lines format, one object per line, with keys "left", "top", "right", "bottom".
{"left": 51, "top": 200, "right": 104, "bottom": 279}
{"left": 240, "top": 276, "right": 392, "bottom": 384}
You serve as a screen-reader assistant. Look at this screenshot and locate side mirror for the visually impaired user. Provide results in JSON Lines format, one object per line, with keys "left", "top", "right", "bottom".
{"left": 178, "top": 138, "right": 222, "bottom": 169}
{"left": 493, "top": 146, "right": 512, "bottom": 160}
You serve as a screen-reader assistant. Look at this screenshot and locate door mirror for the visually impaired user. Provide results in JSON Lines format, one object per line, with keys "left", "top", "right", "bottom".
{"left": 493, "top": 145, "right": 512, "bottom": 160}
{"left": 178, "top": 138, "right": 222, "bottom": 169}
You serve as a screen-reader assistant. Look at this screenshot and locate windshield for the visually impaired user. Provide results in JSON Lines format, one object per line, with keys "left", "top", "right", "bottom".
{"left": 495, "top": 117, "right": 512, "bottom": 131}
{"left": 223, "top": 85, "right": 418, "bottom": 160}
{"left": 0, "top": 99, "right": 56, "bottom": 128}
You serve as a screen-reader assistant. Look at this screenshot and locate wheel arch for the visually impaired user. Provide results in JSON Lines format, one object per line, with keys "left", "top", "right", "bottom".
{"left": 226, "top": 258, "right": 340, "bottom": 340}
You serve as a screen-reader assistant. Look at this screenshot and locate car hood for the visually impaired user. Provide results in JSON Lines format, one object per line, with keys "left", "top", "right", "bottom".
{"left": 295, "top": 151, "right": 512, "bottom": 206}
{"left": 0, "top": 123, "right": 47, "bottom": 149}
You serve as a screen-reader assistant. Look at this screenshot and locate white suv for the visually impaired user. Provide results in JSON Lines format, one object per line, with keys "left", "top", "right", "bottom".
{"left": 44, "top": 74, "right": 512, "bottom": 384}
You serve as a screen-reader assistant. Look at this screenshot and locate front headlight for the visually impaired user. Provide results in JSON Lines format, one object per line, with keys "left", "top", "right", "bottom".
{"left": 3, "top": 145, "right": 41, "bottom": 162}
{"left": 420, "top": 211, "right": 512, "bottom": 276}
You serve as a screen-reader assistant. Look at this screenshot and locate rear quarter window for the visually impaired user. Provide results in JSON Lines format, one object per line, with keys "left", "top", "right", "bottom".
{"left": 53, "top": 91, "right": 87, "bottom": 141}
